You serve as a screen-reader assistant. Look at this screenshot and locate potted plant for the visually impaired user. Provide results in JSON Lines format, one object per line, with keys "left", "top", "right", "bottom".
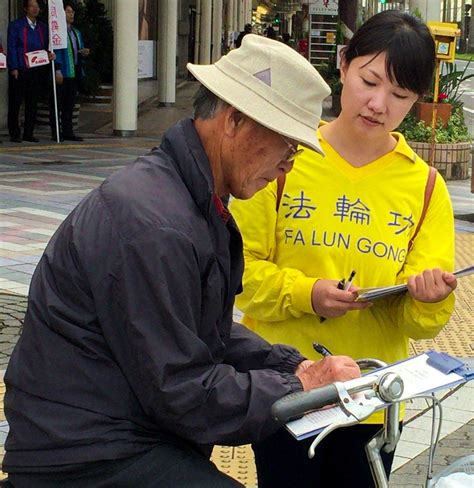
{"left": 397, "top": 107, "right": 471, "bottom": 180}
{"left": 397, "top": 61, "right": 472, "bottom": 180}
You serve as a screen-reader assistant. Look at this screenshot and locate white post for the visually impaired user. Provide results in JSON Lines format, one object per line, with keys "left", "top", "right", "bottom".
{"left": 234, "top": 0, "right": 240, "bottom": 33}
{"left": 409, "top": 0, "right": 442, "bottom": 21}
{"left": 199, "top": 0, "right": 212, "bottom": 64}
{"left": 194, "top": 0, "right": 201, "bottom": 64}
{"left": 225, "top": 0, "right": 234, "bottom": 49}
{"left": 158, "top": 0, "right": 178, "bottom": 105}
{"left": 287, "top": 13, "right": 293, "bottom": 37}
{"left": 212, "top": 0, "right": 223, "bottom": 62}
{"left": 113, "top": 0, "right": 138, "bottom": 137}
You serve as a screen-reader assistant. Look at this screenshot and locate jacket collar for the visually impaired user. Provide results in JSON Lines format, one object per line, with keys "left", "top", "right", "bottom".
{"left": 159, "top": 118, "right": 216, "bottom": 218}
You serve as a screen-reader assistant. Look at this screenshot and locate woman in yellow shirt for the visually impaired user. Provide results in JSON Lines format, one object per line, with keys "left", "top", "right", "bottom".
{"left": 231, "top": 10, "right": 457, "bottom": 488}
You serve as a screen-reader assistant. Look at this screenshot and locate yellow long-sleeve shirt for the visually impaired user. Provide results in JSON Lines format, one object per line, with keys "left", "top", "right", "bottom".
{"left": 230, "top": 131, "right": 455, "bottom": 423}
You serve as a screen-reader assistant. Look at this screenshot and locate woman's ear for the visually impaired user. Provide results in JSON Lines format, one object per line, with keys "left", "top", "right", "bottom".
{"left": 339, "top": 50, "right": 348, "bottom": 85}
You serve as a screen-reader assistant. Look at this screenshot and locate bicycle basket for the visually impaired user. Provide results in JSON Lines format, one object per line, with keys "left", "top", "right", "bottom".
{"left": 428, "top": 454, "right": 474, "bottom": 487}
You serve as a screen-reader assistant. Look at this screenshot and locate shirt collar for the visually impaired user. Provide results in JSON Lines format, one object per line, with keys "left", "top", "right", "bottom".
{"left": 316, "top": 121, "right": 418, "bottom": 164}
{"left": 26, "top": 17, "right": 36, "bottom": 29}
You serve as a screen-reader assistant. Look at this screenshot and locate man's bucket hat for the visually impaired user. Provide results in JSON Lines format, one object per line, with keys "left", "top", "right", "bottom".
{"left": 187, "top": 34, "right": 330, "bottom": 155}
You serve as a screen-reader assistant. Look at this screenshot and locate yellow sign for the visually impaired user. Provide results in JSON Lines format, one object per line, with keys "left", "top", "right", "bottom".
{"left": 427, "top": 21, "right": 460, "bottom": 63}
{"left": 326, "top": 32, "right": 335, "bottom": 44}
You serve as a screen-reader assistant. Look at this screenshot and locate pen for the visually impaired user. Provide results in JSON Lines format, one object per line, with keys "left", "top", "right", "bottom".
{"left": 320, "top": 277, "right": 345, "bottom": 322}
{"left": 344, "top": 270, "right": 356, "bottom": 291}
{"left": 319, "top": 270, "right": 357, "bottom": 323}
{"left": 313, "top": 342, "right": 333, "bottom": 357}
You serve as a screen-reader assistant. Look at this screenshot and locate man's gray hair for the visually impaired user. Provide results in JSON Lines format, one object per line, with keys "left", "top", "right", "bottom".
{"left": 193, "top": 85, "right": 230, "bottom": 120}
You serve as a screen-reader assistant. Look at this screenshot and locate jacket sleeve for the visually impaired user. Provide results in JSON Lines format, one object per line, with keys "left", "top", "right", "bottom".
{"left": 230, "top": 181, "right": 318, "bottom": 322}
{"left": 224, "top": 321, "right": 306, "bottom": 373}
{"left": 103, "top": 227, "right": 302, "bottom": 446}
{"left": 387, "top": 172, "right": 455, "bottom": 339}
{"left": 7, "top": 21, "right": 19, "bottom": 70}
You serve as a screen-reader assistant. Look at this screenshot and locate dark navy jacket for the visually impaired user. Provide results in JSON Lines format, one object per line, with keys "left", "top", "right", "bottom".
{"left": 7, "top": 17, "right": 48, "bottom": 71}
{"left": 4, "top": 119, "right": 304, "bottom": 470}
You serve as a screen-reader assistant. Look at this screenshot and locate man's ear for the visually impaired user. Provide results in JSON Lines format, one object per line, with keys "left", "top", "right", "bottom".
{"left": 223, "top": 106, "right": 245, "bottom": 137}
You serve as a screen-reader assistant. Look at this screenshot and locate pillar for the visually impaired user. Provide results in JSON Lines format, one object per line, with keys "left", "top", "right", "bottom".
{"left": 409, "top": 0, "right": 441, "bottom": 21}
{"left": 212, "top": 0, "right": 223, "bottom": 62}
{"left": 200, "top": 0, "right": 212, "bottom": 64}
{"left": 113, "top": 0, "right": 139, "bottom": 137}
{"left": 158, "top": 0, "right": 178, "bottom": 105}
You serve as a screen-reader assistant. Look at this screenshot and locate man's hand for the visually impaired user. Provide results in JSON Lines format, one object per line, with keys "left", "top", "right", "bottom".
{"left": 311, "top": 279, "right": 372, "bottom": 319}
{"left": 79, "top": 48, "right": 90, "bottom": 57}
{"left": 11, "top": 69, "right": 19, "bottom": 79}
{"left": 294, "top": 359, "right": 314, "bottom": 376}
{"left": 296, "top": 356, "right": 360, "bottom": 391}
{"left": 407, "top": 268, "right": 457, "bottom": 303}
{"left": 55, "top": 71, "right": 64, "bottom": 85}
{"left": 48, "top": 51, "right": 56, "bottom": 61}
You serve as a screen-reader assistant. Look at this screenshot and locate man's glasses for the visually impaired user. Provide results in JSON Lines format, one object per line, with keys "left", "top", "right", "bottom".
{"left": 279, "top": 134, "right": 303, "bottom": 162}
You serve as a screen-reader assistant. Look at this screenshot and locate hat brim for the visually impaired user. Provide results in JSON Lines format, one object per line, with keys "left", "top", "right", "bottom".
{"left": 188, "top": 63, "right": 323, "bottom": 155}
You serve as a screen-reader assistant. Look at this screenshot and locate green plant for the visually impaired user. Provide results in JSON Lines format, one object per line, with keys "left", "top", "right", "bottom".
{"left": 426, "top": 60, "right": 474, "bottom": 108}
{"left": 397, "top": 108, "right": 470, "bottom": 143}
{"left": 318, "top": 55, "right": 341, "bottom": 95}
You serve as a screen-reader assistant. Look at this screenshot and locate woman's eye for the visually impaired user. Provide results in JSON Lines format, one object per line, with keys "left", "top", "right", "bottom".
{"left": 362, "top": 78, "right": 376, "bottom": 87}
{"left": 393, "top": 93, "right": 408, "bottom": 100}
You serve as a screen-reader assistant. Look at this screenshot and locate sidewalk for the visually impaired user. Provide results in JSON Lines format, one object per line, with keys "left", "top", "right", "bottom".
{"left": 0, "top": 80, "right": 473, "bottom": 486}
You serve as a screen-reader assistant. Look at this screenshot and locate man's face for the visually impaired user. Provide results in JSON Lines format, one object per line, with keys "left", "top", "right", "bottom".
{"left": 224, "top": 115, "right": 296, "bottom": 200}
{"left": 25, "top": 0, "right": 40, "bottom": 19}
{"left": 65, "top": 6, "right": 75, "bottom": 25}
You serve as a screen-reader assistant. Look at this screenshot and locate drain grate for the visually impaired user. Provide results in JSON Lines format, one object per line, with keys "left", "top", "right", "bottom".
{"left": 23, "top": 160, "right": 80, "bottom": 165}
{"left": 456, "top": 214, "right": 474, "bottom": 223}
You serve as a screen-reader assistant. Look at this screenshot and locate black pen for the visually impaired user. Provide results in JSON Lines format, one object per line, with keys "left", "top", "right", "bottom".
{"left": 313, "top": 342, "right": 333, "bottom": 357}
{"left": 344, "top": 270, "right": 356, "bottom": 291}
{"left": 319, "top": 278, "right": 346, "bottom": 324}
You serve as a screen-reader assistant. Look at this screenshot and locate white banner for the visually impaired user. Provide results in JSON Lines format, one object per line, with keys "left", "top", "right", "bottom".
{"left": 48, "top": 0, "right": 68, "bottom": 50}
{"left": 309, "top": 0, "right": 338, "bottom": 16}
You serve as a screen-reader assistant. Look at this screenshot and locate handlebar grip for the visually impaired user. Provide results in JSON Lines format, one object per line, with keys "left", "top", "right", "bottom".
{"left": 271, "top": 384, "right": 339, "bottom": 424}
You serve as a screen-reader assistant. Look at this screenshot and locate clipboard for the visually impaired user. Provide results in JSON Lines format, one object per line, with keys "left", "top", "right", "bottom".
{"left": 285, "top": 351, "right": 471, "bottom": 441}
{"left": 355, "top": 265, "right": 474, "bottom": 302}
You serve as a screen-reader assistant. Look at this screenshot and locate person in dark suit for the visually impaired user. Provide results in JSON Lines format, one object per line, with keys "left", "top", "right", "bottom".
{"left": 7, "top": 0, "right": 54, "bottom": 143}
{"left": 235, "top": 23, "right": 252, "bottom": 49}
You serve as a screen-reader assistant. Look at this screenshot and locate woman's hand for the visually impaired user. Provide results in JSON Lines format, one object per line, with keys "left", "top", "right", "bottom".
{"left": 407, "top": 268, "right": 457, "bottom": 303}
{"left": 311, "top": 279, "right": 372, "bottom": 319}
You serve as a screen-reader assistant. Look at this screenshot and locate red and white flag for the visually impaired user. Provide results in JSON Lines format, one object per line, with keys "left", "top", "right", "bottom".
{"left": 48, "top": 0, "right": 68, "bottom": 50}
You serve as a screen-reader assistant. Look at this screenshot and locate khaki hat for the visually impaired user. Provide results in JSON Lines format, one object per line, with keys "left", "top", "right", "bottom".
{"left": 187, "top": 34, "right": 330, "bottom": 154}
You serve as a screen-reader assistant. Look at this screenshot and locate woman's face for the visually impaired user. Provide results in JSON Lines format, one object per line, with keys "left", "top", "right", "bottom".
{"left": 339, "top": 52, "right": 418, "bottom": 137}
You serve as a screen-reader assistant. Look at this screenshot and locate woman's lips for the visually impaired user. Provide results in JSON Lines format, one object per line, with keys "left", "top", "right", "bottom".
{"left": 360, "top": 115, "right": 382, "bottom": 126}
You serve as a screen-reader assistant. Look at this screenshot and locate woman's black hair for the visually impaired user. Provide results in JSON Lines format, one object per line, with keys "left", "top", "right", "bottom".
{"left": 344, "top": 10, "right": 435, "bottom": 96}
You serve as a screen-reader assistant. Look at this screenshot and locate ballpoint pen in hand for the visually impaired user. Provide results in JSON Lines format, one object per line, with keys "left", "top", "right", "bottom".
{"left": 313, "top": 342, "right": 333, "bottom": 357}
{"left": 344, "top": 270, "right": 356, "bottom": 291}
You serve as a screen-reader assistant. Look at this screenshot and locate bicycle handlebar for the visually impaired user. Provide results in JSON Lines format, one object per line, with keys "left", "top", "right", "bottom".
{"left": 271, "top": 383, "right": 339, "bottom": 423}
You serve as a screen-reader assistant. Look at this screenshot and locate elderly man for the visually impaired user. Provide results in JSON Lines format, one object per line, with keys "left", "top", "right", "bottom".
{"left": 4, "top": 35, "right": 360, "bottom": 487}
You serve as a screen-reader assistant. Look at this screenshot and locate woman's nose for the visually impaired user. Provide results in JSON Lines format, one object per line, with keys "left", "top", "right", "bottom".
{"left": 367, "top": 90, "right": 388, "bottom": 114}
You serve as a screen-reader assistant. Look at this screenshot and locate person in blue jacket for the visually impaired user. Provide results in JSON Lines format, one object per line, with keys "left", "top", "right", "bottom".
{"left": 7, "top": 0, "right": 54, "bottom": 143}
{"left": 50, "top": 1, "right": 90, "bottom": 142}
